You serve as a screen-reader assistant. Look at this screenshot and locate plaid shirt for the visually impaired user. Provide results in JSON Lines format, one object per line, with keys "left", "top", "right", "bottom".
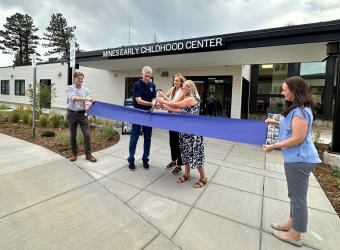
{"left": 66, "top": 84, "right": 91, "bottom": 111}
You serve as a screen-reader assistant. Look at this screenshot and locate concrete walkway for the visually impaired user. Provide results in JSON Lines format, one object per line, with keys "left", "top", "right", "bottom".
{"left": 0, "top": 129, "right": 339, "bottom": 250}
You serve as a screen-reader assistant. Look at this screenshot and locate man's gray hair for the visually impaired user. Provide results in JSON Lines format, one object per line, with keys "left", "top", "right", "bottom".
{"left": 142, "top": 66, "right": 153, "bottom": 74}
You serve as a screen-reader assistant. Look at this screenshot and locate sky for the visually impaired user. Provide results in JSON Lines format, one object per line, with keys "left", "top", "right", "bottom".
{"left": 1, "top": 0, "right": 340, "bottom": 67}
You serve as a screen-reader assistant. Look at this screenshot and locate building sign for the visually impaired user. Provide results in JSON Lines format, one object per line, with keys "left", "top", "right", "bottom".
{"left": 70, "top": 38, "right": 76, "bottom": 68}
{"left": 103, "top": 37, "right": 224, "bottom": 58}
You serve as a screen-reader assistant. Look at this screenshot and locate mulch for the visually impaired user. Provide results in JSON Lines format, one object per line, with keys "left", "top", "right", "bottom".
{"left": 0, "top": 122, "right": 119, "bottom": 159}
{"left": 314, "top": 144, "right": 340, "bottom": 217}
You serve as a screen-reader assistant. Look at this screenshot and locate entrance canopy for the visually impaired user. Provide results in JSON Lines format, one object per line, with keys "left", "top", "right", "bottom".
{"left": 78, "top": 43, "right": 328, "bottom": 70}
{"left": 75, "top": 19, "right": 340, "bottom": 70}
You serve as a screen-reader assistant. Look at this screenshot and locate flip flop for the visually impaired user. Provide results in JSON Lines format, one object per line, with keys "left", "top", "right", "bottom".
{"left": 272, "top": 231, "right": 302, "bottom": 247}
{"left": 271, "top": 223, "right": 289, "bottom": 232}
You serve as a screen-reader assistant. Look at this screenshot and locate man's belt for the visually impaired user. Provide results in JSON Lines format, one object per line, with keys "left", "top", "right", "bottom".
{"left": 67, "top": 109, "right": 86, "bottom": 113}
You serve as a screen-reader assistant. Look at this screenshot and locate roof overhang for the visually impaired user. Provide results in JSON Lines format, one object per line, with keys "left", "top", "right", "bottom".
{"left": 78, "top": 42, "right": 328, "bottom": 70}
{"left": 75, "top": 19, "right": 340, "bottom": 71}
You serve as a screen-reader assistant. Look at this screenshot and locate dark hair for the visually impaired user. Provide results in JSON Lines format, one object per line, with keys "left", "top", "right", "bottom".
{"left": 282, "top": 76, "right": 315, "bottom": 118}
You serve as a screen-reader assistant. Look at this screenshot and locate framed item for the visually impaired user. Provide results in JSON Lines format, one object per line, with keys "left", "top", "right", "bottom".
{"left": 266, "top": 113, "right": 281, "bottom": 147}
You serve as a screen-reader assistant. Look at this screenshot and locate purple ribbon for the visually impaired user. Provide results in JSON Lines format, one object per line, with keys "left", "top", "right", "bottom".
{"left": 87, "top": 101, "right": 267, "bottom": 145}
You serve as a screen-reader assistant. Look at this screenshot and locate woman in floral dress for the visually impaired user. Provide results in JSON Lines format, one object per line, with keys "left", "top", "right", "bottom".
{"left": 156, "top": 80, "right": 207, "bottom": 188}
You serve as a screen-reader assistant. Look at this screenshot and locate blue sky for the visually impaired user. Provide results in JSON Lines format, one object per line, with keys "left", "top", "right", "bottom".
{"left": 1, "top": 0, "right": 340, "bottom": 66}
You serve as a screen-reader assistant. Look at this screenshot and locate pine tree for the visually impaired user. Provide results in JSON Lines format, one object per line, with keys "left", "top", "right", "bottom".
{"left": 0, "top": 13, "right": 40, "bottom": 65}
{"left": 43, "top": 13, "right": 79, "bottom": 60}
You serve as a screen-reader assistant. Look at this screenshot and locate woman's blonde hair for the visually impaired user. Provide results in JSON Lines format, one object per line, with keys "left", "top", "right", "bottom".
{"left": 183, "top": 80, "right": 200, "bottom": 99}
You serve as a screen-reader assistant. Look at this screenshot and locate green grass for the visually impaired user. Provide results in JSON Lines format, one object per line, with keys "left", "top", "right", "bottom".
{"left": 96, "top": 125, "right": 116, "bottom": 140}
{"left": 56, "top": 131, "right": 84, "bottom": 147}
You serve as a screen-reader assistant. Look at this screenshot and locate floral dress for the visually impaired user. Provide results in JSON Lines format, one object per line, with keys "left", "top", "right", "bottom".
{"left": 179, "top": 95, "right": 205, "bottom": 168}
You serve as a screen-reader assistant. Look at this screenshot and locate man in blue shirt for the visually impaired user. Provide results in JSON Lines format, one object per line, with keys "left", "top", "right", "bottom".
{"left": 128, "top": 66, "right": 156, "bottom": 170}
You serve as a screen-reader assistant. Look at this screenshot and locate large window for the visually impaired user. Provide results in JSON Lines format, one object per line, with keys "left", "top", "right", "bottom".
{"left": 300, "top": 62, "right": 326, "bottom": 115}
{"left": 255, "top": 63, "right": 288, "bottom": 113}
{"left": 15, "top": 80, "right": 25, "bottom": 96}
{"left": 300, "top": 61, "right": 326, "bottom": 75}
{"left": 1, "top": 80, "right": 10, "bottom": 95}
{"left": 124, "top": 77, "right": 154, "bottom": 105}
{"left": 125, "top": 77, "right": 140, "bottom": 105}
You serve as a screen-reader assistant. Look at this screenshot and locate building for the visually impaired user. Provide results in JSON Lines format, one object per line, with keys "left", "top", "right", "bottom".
{"left": 1, "top": 19, "right": 340, "bottom": 151}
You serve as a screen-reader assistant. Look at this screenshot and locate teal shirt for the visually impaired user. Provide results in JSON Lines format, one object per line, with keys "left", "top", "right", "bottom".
{"left": 279, "top": 107, "right": 321, "bottom": 163}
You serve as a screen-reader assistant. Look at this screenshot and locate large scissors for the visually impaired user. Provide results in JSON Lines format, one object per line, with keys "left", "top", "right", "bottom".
{"left": 145, "top": 90, "right": 160, "bottom": 115}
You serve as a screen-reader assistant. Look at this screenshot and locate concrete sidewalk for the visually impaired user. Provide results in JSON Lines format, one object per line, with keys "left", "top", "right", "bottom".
{"left": 0, "top": 130, "right": 339, "bottom": 250}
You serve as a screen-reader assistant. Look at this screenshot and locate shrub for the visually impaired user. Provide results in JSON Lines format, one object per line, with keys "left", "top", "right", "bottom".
{"left": 56, "top": 133, "right": 70, "bottom": 147}
{"left": 22, "top": 112, "right": 30, "bottom": 124}
{"left": 0, "top": 104, "right": 10, "bottom": 110}
{"left": 56, "top": 130, "right": 84, "bottom": 147}
{"left": 63, "top": 119, "right": 69, "bottom": 128}
{"left": 41, "top": 130, "right": 56, "bottom": 137}
{"left": 28, "top": 115, "right": 33, "bottom": 126}
{"left": 50, "top": 114, "right": 62, "bottom": 128}
{"left": 15, "top": 105, "right": 25, "bottom": 111}
{"left": 10, "top": 112, "right": 20, "bottom": 123}
{"left": 96, "top": 125, "right": 116, "bottom": 140}
{"left": 332, "top": 166, "right": 340, "bottom": 178}
{"left": 0, "top": 112, "right": 10, "bottom": 122}
{"left": 38, "top": 115, "right": 49, "bottom": 127}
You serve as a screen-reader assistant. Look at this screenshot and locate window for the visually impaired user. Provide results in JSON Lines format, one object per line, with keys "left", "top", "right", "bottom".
{"left": 124, "top": 77, "right": 153, "bottom": 105}
{"left": 125, "top": 77, "right": 140, "bottom": 105}
{"left": 1, "top": 80, "right": 10, "bottom": 95}
{"left": 255, "top": 63, "right": 288, "bottom": 113}
{"left": 300, "top": 62, "right": 327, "bottom": 116}
{"left": 15, "top": 80, "right": 25, "bottom": 96}
{"left": 300, "top": 62, "right": 326, "bottom": 75}
{"left": 306, "top": 79, "right": 325, "bottom": 115}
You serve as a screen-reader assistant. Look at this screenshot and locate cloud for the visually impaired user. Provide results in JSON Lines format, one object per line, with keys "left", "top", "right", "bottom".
{"left": 1, "top": 0, "right": 340, "bottom": 66}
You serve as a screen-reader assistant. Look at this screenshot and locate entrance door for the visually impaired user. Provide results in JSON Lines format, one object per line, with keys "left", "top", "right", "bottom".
{"left": 186, "top": 76, "right": 232, "bottom": 117}
{"left": 207, "top": 77, "right": 232, "bottom": 117}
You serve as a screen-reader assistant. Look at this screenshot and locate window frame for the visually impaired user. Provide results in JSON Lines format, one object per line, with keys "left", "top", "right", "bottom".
{"left": 1, "top": 80, "right": 10, "bottom": 95}
{"left": 15, "top": 79, "right": 25, "bottom": 96}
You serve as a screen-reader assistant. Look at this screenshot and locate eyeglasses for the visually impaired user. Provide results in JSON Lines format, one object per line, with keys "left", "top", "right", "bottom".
{"left": 143, "top": 74, "right": 152, "bottom": 78}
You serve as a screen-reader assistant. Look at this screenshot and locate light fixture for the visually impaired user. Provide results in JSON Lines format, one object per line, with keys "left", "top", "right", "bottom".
{"left": 10, "top": 74, "right": 13, "bottom": 78}
{"left": 261, "top": 64, "right": 273, "bottom": 69}
{"left": 57, "top": 72, "right": 62, "bottom": 77}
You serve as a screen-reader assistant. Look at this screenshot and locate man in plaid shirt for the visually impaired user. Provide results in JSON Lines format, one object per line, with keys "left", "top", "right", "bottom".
{"left": 66, "top": 71, "right": 97, "bottom": 162}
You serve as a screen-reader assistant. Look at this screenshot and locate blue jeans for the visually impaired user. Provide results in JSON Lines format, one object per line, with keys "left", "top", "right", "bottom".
{"left": 128, "top": 124, "right": 152, "bottom": 164}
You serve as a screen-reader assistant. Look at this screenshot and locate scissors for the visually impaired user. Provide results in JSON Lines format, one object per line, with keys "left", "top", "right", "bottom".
{"left": 145, "top": 90, "right": 160, "bottom": 115}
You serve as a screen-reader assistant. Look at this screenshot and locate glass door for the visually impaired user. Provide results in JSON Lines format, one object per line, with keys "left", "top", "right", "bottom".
{"left": 207, "top": 77, "right": 232, "bottom": 117}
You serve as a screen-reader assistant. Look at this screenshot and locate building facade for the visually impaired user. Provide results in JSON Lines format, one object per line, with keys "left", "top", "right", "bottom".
{"left": 1, "top": 19, "right": 340, "bottom": 125}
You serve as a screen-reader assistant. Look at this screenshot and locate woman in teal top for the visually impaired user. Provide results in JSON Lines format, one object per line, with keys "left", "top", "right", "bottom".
{"left": 264, "top": 76, "right": 321, "bottom": 247}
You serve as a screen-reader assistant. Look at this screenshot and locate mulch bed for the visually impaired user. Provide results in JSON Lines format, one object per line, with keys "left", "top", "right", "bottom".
{"left": 0, "top": 122, "right": 119, "bottom": 159}
{"left": 314, "top": 144, "right": 340, "bottom": 217}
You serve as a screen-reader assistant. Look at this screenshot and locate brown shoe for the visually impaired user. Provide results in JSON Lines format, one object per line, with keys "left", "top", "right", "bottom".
{"left": 86, "top": 154, "right": 97, "bottom": 162}
{"left": 69, "top": 153, "right": 77, "bottom": 161}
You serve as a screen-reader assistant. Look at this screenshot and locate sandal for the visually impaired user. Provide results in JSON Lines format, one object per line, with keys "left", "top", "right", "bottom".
{"left": 193, "top": 177, "right": 208, "bottom": 188}
{"left": 172, "top": 165, "right": 182, "bottom": 174}
{"left": 166, "top": 161, "right": 176, "bottom": 169}
{"left": 177, "top": 175, "right": 191, "bottom": 183}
